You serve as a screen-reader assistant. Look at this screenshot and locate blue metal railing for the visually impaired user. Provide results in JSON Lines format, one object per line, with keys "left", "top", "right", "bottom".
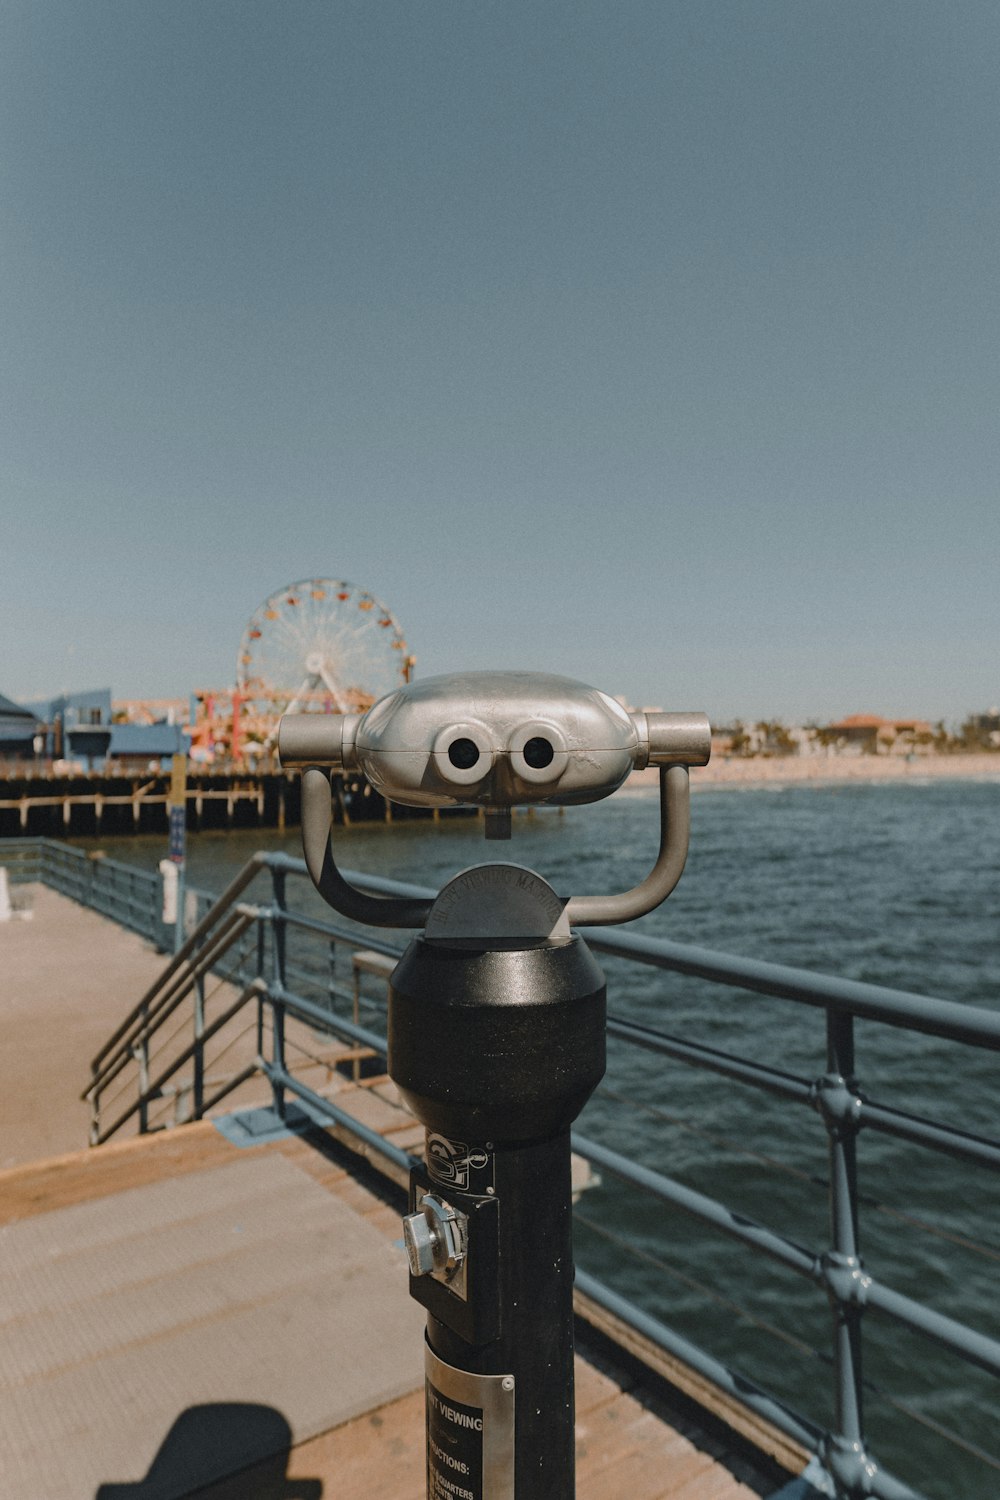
{"left": 3, "top": 838, "right": 171, "bottom": 945}
{"left": 8, "top": 836, "right": 1000, "bottom": 1500}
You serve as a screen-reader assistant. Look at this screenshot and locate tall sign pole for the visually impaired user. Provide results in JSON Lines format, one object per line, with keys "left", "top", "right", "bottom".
{"left": 167, "top": 753, "right": 187, "bottom": 954}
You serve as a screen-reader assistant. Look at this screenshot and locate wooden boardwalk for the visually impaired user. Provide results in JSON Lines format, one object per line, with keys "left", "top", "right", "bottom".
{"left": 0, "top": 882, "right": 804, "bottom": 1498}
{"left": 0, "top": 1121, "right": 796, "bottom": 1499}
{"left": 0, "top": 884, "right": 176, "bottom": 1167}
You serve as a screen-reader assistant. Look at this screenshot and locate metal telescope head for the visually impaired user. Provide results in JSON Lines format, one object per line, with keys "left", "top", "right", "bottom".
{"left": 280, "top": 671, "right": 709, "bottom": 829}
{"left": 278, "top": 671, "right": 711, "bottom": 931}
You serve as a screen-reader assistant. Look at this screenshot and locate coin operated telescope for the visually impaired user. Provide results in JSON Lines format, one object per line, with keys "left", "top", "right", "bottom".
{"left": 279, "top": 672, "right": 710, "bottom": 1500}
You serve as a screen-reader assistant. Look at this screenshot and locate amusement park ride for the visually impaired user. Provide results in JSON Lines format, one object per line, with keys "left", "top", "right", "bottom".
{"left": 188, "top": 580, "right": 415, "bottom": 767}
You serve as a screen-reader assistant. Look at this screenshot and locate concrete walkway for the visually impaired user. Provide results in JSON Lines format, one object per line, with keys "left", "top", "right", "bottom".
{"left": 0, "top": 885, "right": 174, "bottom": 1168}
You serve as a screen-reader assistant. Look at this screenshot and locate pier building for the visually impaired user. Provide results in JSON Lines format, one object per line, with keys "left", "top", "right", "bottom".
{"left": 0, "top": 692, "right": 40, "bottom": 759}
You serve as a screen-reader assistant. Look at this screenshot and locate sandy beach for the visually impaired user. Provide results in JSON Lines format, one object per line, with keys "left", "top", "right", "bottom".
{"left": 628, "top": 752, "right": 1000, "bottom": 792}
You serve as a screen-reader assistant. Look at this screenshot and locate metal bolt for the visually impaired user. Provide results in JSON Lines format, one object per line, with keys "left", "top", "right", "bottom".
{"left": 402, "top": 1194, "right": 467, "bottom": 1280}
{"left": 402, "top": 1210, "right": 438, "bottom": 1277}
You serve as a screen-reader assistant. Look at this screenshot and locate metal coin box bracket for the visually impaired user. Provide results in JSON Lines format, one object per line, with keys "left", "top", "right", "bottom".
{"left": 406, "top": 1171, "right": 500, "bottom": 1345}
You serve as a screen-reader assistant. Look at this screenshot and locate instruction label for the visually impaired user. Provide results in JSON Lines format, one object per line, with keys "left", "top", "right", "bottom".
{"left": 424, "top": 1343, "right": 514, "bottom": 1500}
{"left": 427, "top": 1379, "right": 483, "bottom": 1499}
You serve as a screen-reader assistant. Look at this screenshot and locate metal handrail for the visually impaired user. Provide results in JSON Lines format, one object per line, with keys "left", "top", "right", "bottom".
{"left": 86, "top": 905, "right": 258, "bottom": 1099}
{"left": 605, "top": 1014, "right": 1000, "bottom": 1170}
{"left": 9, "top": 835, "right": 999, "bottom": 1499}
{"left": 587, "top": 925, "right": 1000, "bottom": 1049}
{"left": 90, "top": 853, "right": 275, "bottom": 1069}
{"left": 571, "top": 1132, "right": 1000, "bottom": 1381}
{"left": 94, "top": 977, "right": 267, "bottom": 1144}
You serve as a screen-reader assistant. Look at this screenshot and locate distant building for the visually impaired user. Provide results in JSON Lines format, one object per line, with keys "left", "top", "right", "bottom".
{"left": 0, "top": 693, "right": 41, "bottom": 761}
{"left": 713, "top": 721, "right": 819, "bottom": 758}
{"left": 106, "top": 721, "right": 190, "bottom": 773}
{"left": 970, "top": 708, "right": 1000, "bottom": 748}
{"left": 890, "top": 718, "right": 934, "bottom": 750}
{"left": 826, "top": 714, "right": 932, "bottom": 755}
{"left": 23, "top": 689, "right": 114, "bottom": 764}
{"left": 6, "top": 689, "right": 189, "bottom": 772}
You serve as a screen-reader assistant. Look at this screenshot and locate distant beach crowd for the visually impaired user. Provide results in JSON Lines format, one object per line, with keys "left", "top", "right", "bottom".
{"left": 627, "top": 753, "right": 1000, "bottom": 792}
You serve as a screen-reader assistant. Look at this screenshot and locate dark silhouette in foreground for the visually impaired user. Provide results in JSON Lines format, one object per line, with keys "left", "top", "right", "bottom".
{"left": 96, "top": 1403, "right": 322, "bottom": 1499}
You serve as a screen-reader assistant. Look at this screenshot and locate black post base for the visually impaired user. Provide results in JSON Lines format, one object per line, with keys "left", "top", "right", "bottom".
{"left": 389, "top": 937, "right": 606, "bottom": 1500}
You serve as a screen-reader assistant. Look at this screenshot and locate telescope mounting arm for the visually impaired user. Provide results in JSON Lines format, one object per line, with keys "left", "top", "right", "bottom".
{"left": 564, "top": 763, "right": 690, "bottom": 927}
{"left": 300, "top": 767, "right": 433, "bottom": 929}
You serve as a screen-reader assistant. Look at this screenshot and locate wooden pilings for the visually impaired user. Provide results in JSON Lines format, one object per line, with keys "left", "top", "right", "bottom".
{"left": 0, "top": 770, "right": 470, "bottom": 839}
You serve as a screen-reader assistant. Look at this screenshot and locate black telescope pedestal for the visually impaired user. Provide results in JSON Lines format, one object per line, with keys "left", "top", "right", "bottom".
{"left": 389, "top": 936, "right": 606, "bottom": 1500}
{"left": 281, "top": 673, "right": 708, "bottom": 1495}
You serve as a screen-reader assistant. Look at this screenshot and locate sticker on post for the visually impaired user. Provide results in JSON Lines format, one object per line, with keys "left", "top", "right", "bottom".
{"left": 426, "top": 1341, "right": 514, "bottom": 1500}
{"left": 427, "top": 1133, "right": 495, "bottom": 1193}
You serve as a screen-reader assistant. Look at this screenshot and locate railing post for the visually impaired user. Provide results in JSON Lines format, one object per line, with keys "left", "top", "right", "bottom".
{"left": 89, "top": 1063, "right": 101, "bottom": 1145}
{"left": 270, "top": 867, "right": 288, "bottom": 1121}
{"left": 192, "top": 970, "right": 206, "bottom": 1119}
{"left": 817, "top": 1008, "right": 876, "bottom": 1498}
{"left": 253, "top": 912, "right": 267, "bottom": 1081}
{"left": 136, "top": 1003, "right": 151, "bottom": 1134}
{"left": 351, "top": 955, "right": 362, "bottom": 1084}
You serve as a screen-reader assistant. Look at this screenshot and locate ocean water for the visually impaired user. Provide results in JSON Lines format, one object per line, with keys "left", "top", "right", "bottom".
{"left": 75, "top": 779, "right": 1000, "bottom": 1498}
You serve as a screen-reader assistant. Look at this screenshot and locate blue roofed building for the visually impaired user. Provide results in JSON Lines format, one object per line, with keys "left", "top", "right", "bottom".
{"left": 0, "top": 693, "right": 42, "bottom": 762}
{"left": 23, "top": 689, "right": 114, "bottom": 764}
{"left": 5, "top": 690, "right": 189, "bottom": 771}
{"left": 107, "top": 721, "right": 191, "bottom": 772}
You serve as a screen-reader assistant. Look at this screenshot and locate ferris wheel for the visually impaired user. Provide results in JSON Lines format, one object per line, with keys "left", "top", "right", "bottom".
{"left": 236, "top": 580, "right": 414, "bottom": 733}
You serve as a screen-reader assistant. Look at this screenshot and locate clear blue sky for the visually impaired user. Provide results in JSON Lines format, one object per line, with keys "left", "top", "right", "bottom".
{"left": 2, "top": 2, "right": 997, "bottom": 725}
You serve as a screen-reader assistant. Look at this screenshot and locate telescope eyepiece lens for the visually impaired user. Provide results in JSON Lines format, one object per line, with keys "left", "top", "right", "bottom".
{"left": 448, "top": 737, "right": 481, "bottom": 771}
{"left": 522, "top": 736, "right": 555, "bottom": 770}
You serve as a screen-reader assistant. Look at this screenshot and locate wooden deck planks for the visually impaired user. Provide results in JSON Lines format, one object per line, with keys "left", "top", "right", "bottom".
{"left": 0, "top": 1146, "right": 425, "bottom": 1500}
{"left": 0, "top": 1118, "right": 792, "bottom": 1500}
{"left": 191, "top": 1361, "right": 766, "bottom": 1500}
{"left": 0, "top": 884, "right": 176, "bottom": 1167}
